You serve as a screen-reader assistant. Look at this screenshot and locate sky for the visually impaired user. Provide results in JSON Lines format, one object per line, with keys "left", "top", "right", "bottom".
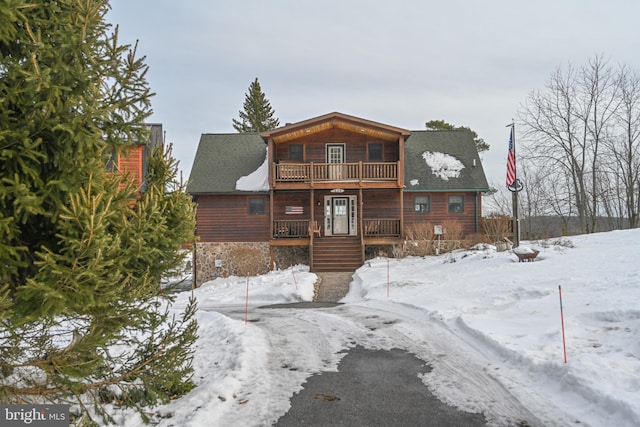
{"left": 105, "top": 228, "right": 639, "bottom": 426}
{"left": 107, "top": 0, "right": 640, "bottom": 188}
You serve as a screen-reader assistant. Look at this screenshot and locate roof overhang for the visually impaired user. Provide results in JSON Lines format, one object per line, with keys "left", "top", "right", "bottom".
{"left": 261, "top": 112, "right": 411, "bottom": 144}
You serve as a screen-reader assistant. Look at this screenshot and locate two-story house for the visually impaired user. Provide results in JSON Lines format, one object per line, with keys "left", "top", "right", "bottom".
{"left": 188, "top": 112, "right": 489, "bottom": 286}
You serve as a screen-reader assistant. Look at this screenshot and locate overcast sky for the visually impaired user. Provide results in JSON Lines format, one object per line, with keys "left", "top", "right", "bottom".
{"left": 107, "top": 0, "right": 640, "bottom": 187}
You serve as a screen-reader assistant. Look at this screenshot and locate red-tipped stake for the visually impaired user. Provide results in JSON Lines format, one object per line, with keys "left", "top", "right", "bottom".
{"left": 387, "top": 259, "right": 390, "bottom": 298}
{"left": 245, "top": 276, "right": 250, "bottom": 325}
{"left": 559, "top": 285, "right": 568, "bottom": 364}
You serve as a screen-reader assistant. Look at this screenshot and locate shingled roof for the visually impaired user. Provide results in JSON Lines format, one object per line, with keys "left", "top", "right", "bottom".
{"left": 188, "top": 127, "right": 489, "bottom": 194}
{"left": 404, "top": 130, "right": 489, "bottom": 192}
{"left": 187, "top": 133, "right": 267, "bottom": 194}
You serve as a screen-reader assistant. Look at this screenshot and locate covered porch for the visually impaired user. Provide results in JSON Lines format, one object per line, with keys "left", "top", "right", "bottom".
{"left": 271, "top": 217, "right": 401, "bottom": 240}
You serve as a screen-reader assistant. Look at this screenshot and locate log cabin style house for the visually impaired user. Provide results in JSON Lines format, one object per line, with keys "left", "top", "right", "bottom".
{"left": 188, "top": 112, "right": 489, "bottom": 286}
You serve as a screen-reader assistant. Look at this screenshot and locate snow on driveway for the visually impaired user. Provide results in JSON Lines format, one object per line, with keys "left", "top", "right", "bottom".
{"left": 116, "top": 229, "right": 639, "bottom": 427}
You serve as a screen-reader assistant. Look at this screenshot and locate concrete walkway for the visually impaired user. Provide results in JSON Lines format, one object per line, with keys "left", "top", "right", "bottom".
{"left": 314, "top": 272, "right": 353, "bottom": 302}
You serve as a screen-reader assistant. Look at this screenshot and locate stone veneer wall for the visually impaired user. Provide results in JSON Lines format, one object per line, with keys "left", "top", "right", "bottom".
{"left": 195, "top": 242, "right": 270, "bottom": 286}
{"left": 365, "top": 245, "right": 394, "bottom": 260}
{"left": 273, "top": 246, "right": 309, "bottom": 270}
{"left": 194, "top": 242, "right": 311, "bottom": 287}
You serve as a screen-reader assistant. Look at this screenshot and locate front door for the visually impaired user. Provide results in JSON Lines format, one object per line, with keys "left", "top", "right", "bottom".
{"left": 332, "top": 197, "right": 349, "bottom": 234}
{"left": 324, "top": 195, "right": 357, "bottom": 236}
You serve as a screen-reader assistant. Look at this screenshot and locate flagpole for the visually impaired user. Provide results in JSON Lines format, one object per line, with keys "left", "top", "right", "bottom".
{"left": 506, "top": 121, "right": 520, "bottom": 248}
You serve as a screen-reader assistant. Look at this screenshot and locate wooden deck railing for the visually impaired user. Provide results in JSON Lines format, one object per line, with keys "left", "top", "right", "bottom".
{"left": 275, "top": 161, "right": 398, "bottom": 183}
{"left": 363, "top": 218, "right": 401, "bottom": 237}
{"left": 273, "top": 219, "right": 310, "bottom": 238}
{"left": 272, "top": 218, "right": 401, "bottom": 238}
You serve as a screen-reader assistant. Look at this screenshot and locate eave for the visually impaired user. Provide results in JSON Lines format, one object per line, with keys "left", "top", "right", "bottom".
{"left": 261, "top": 112, "right": 410, "bottom": 144}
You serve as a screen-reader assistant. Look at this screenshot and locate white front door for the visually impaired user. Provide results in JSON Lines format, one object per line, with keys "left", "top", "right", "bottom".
{"left": 332, "top": 197, "right": 349, "bottom": 234}
{"left": 324, "top": 195, "right": 357, "bottom": 236}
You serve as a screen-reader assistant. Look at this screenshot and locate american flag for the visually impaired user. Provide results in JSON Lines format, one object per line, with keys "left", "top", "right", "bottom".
{"left": 285, "top": 206, "right": 303, "bottom": 215}
{"left": 506, "top": 127, "right": 516, "bottom": 187}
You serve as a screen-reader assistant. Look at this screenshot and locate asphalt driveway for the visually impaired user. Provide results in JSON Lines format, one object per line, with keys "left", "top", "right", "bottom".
{"left": 275, "top": 346, "right": 487, "bottom": 427}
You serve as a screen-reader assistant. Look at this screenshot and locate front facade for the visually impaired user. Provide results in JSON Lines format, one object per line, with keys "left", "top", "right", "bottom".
{"left": 188, "top": 113, "right": 489, "bottom": 285}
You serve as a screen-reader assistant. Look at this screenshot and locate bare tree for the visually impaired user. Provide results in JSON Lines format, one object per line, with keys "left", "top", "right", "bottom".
{"left": 520, "top": 56, "right": 619, "bottom": 233}
{"left": 608, "top": 65, "right": 640, "bottom": 227}
{"left": 578, "top": 56, "right": 620, "bottom": 232}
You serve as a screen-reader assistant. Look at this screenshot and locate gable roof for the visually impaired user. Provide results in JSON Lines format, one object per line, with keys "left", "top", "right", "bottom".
{"left": 262, "top": 112, "right": 410, "bottom": 143}
{"left": 188, "top": 116, "right": 489, "bottom": 195}
{"left": 404, "top": 130, "right": 489, "bottom": 192}
{"left": 187, "top": 133, "right": 267, "bottom": 194}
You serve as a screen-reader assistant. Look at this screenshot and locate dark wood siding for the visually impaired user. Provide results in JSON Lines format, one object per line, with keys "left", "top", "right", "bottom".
{"left": 272, "top": 192, "right": 312, "bottom": 220}
{"left": 362, "top": 190, "right": 401, "bottom": 218}
{"left": 195, "top": 195, "right": 270, "bottom": 242}
{"left": 403, "top": 192, "right": 479, "bottom": 236}
{"left": 274, "top": 129, "right": 399, "bottom": 163}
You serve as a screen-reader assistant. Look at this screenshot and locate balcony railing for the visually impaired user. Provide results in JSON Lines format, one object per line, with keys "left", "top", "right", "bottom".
{"left": 275, "top": 161, "right": 398, "bottom": 183}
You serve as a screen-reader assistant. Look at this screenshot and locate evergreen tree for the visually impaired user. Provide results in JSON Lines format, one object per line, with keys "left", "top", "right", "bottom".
{"left": 0, "top": 1, "right": 197, "bottom": 424}
{"left": 232, "top": 77, "right": 280, "bottom": 132}
{"left": 425, "top": 119, "right": 490, "bottom": 153}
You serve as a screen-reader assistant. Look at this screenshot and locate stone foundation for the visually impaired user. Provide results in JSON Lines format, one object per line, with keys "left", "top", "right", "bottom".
{"left": 194, "top": 242, "right": 270, "bottom": 286}
{"left": 364, "top": 245, "right": 394, "bottom": 260}
{"left": 194, "top": 242, "right": 311, "bottom": 287}
{"left": 273, "top": 246, "right": 309, "bottom": 270}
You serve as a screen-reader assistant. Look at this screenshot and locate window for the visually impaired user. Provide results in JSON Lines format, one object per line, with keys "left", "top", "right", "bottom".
{"left": 249, "top": 197, "right": 265, "bottom": 215}
{"left": 414, "top": 196, "right": 430, "bottom": 213}
{"left": 289, "top": 144, "right": 303, "bottom": 161}
{"left": 105, "top": 148, "right": 119, "bottom": 172}
{"left": 448, "top": 195, "right": 464, "bottom": 213}
{"left": 368, "top": 143, "right": 383, "bottom": 161}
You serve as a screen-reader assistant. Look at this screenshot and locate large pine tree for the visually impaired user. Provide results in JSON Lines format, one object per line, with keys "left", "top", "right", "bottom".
{"left": 0, "top": 1, "right": 197, "bottom": 424}
{"left": 232, "top": 77, "right": 280, "bottom": 132}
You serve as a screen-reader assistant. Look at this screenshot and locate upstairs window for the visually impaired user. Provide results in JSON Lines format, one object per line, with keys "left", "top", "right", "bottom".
{"left": 368, "top": 143, "right": 383, "bottom": 161}
{"left": 249, "top": 197, "right": 265, "bottom": 215}
{"left": 448, "top": 195, "right": 464, "bottom": 213}
{"left": 414, "top": 196, "right": 430, "bottom": 213}
{"left": 289, "top": 144, "right": 303, "bottom": 161}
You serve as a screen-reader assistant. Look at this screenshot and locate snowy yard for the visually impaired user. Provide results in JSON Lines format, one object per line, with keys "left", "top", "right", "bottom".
{"left": 115, "top": 229, "right": 638, "bottom": 426}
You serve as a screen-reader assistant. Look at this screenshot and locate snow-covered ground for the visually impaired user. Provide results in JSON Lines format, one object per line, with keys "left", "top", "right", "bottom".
{"left": 116, "top": 229, "right": 638, "bottom": 426}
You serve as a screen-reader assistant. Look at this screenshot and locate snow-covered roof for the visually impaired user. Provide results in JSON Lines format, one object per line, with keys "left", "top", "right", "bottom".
{"left": 404, "top": 130, "right": 488, "bottom": 192}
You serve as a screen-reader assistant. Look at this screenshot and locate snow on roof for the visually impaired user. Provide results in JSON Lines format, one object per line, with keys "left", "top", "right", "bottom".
{"left": 235, "top": 150, "right": 269, "bottom": 191}
{"left": 421, "top": 151, "right": 464, "bottom": 181}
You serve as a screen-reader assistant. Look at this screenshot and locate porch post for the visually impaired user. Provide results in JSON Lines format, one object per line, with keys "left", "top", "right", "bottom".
{"left": 398, "top": 135, "right": 405, "bottom": 238}
{"left": 268, "top": 137, "right": 275, "bottom": 269}
{"left": 310, "top": 188, "right": 315, "bottom": 271}
{"left": 359, "top": 187, "right": 364, "bottom": 261}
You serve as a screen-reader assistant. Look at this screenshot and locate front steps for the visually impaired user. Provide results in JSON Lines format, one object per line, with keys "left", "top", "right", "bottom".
{"left": 311, "top": 236, "right": 363, "bottom": 272}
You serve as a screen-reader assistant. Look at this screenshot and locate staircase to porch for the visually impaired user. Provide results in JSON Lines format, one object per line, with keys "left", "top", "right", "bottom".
{"left": 312, "top": 236, "right": 363, "bottom": 272}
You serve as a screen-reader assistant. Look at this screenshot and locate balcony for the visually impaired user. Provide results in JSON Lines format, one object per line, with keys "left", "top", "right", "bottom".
{"left": 273, "top": 161, "right": 399, "bottom": 189}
